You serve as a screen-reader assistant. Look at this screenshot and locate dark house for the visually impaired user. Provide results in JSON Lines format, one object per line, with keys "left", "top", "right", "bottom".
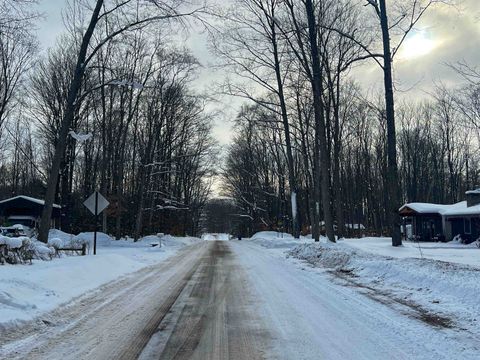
{"left": 399, "top": 189, "right": 480, "bottom": 243}
{"left": 0, "top": 195, "right": 62, "bottom": 229}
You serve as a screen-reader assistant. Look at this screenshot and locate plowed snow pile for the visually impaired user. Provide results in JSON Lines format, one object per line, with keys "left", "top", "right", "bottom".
{"left": 288, "top": 242, "right": 480, "bottom": 332}
{"left": 249, "top": 231, "right": 303, "bottom": 248}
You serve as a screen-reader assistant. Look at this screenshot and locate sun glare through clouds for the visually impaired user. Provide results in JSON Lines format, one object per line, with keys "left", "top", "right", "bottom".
{"left": 399, "top": 29, "right": 437, "bottom": 60}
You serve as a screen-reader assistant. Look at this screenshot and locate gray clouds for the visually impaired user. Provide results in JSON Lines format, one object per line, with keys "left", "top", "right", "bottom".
{"left": 35, "top": 0, "right": 480, "bottom": 143}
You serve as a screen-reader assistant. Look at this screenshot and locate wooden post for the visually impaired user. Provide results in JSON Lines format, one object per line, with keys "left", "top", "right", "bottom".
{"left": 94, "top": 191, "right": 98, "bottom": 255}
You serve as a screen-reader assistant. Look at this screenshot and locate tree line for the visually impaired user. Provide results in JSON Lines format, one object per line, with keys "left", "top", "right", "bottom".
{"left": 1, "top": 0, "right": 476, "bottom": 244}
{"left": 218, "top": 0, "right": 477, "bottom": 242}
{"left": 0, "top": 0, "right": 216, "bottom": 239}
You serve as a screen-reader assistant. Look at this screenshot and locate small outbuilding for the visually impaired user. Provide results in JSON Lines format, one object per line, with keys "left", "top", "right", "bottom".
{"left": 0, "top": 195, "right": 62, "bottom": 229}
{"left": 399, "top": 189, "right": 480, "bottom": 243}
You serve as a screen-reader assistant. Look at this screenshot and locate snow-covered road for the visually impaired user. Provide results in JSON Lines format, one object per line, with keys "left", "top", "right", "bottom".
{"left": 0, "top": 242, "right": 210, "bottom": 359}
{"left": 1, "top": 240, "right": 478, "bottom": 359}
{"left": 232, "top": 240, "right": 480, "bottom": 360}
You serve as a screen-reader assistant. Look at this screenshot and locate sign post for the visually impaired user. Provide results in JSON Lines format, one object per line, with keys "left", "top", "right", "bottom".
{"left": 83, "top": 191, "right": 109, "bottom": 255}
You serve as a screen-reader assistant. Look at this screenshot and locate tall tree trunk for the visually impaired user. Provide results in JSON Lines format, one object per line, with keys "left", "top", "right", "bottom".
{"left": 134, "top": 166, "right": 147, "bottom": 241}
{"left": 379, "top": 0, "right": 402, "bottom": 246}
{"left": 38, "top": 0, "right": 104, "bottom": 243}
{"left": 333, "top": 143, "right": 344, "bottom": 238}
{"left": 296, "top": 92, "right": 313, "bottom": 228}
{"left": 271, "top": 20, "right": 299, "bottom": 238}
{"left": 312, "top": 120, "right": 321, "bottom": 241}
{"left": 332, "top": 73, "right": 345, "bottom": 239}
{"left": 305, "top": 0, "right": 335, "bottom": 243}
{"left": 115, "top": 180, "right": 122, "bottom": 239}
{"left": 134, "top": 136, "right": 155, "bottom": 240}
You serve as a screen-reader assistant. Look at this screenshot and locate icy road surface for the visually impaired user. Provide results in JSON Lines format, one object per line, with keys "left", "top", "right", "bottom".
{"left": 1, "top": 240, "right": 478, "bottom": 359}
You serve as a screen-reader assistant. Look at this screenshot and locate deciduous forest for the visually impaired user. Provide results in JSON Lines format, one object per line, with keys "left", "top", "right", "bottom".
{"left": 0, "top": 0, "right": 478, "bottom": 244}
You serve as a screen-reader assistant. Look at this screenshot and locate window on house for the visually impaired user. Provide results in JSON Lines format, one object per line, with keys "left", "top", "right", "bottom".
{"left": 464, "top": 218, "right": 472, "bottom": 234}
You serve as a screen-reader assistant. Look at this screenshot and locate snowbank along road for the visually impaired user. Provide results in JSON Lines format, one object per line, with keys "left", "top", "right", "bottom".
{"left": 1, "top": 239, "right": 479, "bottom": 359}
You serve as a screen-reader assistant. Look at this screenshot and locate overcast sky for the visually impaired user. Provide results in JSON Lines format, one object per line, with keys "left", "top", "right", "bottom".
{"left": 35, "top": 0, "right": 480, "bottom": 146}
{"left": 367, "top": 0, "right": 480, "bottom": 98}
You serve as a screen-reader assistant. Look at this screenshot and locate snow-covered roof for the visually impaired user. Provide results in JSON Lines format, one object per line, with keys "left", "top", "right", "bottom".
{"left": 0, "top": 195, "right": 61, "bottom": 208}
{"left": 445, "top": 201, "right": 480, "bottom": 216}
{"left": 465, "top": 188, "right": 480, "bottom": 195}
{"left": 399, "top": 203, "right": 454, "bottom": 214}
{"left": 400, "top": 201, "right": 480, "bottom": 217}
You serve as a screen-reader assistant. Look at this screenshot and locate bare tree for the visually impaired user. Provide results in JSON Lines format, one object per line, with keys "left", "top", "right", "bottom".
{"left": 357, "top": 0, "right": 446, "bottom": 246}
{"left": 0, "top": 0, "right": 37, "bottom": 135}
{"left": 38, "top": 0, "right": 210, "bottom": 243}
{"left": 212, "top": 0, "right": 301, "bottom": 238}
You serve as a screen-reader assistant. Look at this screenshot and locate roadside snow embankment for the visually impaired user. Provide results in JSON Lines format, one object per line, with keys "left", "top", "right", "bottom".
{"left": 0, "top": 232, "right": 200, "bottom": 330}
{"left": 249, "top": 231, "right": 303, "bottom": 249}
{"left": 288, "top": 241, "right": 480, "bottom": 331}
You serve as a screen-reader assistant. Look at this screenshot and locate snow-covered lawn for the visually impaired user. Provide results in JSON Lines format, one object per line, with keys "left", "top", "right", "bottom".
{"left": 0, "top": 230, "right": 199, "bottom": 330}
{"left": 343, "top": 236, "right": 480, "bottom": 267}
{"left": 247, "top": 231, "right": 480, "bottom": 268}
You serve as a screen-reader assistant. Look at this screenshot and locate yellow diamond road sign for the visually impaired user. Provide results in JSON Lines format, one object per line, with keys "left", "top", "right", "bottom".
{"left": 83, "top": 191, "right": 109, "bottom": 215}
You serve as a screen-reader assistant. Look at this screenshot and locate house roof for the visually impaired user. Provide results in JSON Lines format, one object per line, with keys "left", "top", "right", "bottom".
{"left": 399, "top": 203, "right": 456, "bottom": 215}
{"left": 445, "top": 201, "right": 480, "bottom": 216}
{"left": 465, "top": 188, "right": 480, "bottom": 195}
{"left": 399, "top": 201, "right": 480, "bottom": 217}
{"left": 0, "top": 195, "right": 61, "bottom": 208}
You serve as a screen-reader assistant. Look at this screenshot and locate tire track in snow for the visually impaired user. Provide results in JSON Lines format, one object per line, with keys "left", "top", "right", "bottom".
{"left": 146, "top": 241, "right": 270, "bottom": 360}
{"left": 0, "top": 242, "right": 209, "bottom": 359}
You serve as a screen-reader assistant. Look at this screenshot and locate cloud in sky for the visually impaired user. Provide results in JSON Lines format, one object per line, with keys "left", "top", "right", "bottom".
{"left": 35, "top": 0, "right": 480, "bottom": 144}
{"left": 355, "top": 0, "right": 480, "bottom": 99}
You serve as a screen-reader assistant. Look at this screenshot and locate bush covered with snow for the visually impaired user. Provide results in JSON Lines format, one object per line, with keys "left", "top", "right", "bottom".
{"left": 69, "top": 235, "right": 91, "bottom": 250}
{"left": 48, "top": 237, "right": 64, "bottom": 249}
{"left": 0, "top": 236, "right": 55, "bottom": 264}
{"left": 1, "top": 236, "right": 24, "bottom": 249}
{"left": 34, "top": 243, "right": 55, "bottom": 258}
{"left": 46, "top": 232, "right": 89, "bottom": 256}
